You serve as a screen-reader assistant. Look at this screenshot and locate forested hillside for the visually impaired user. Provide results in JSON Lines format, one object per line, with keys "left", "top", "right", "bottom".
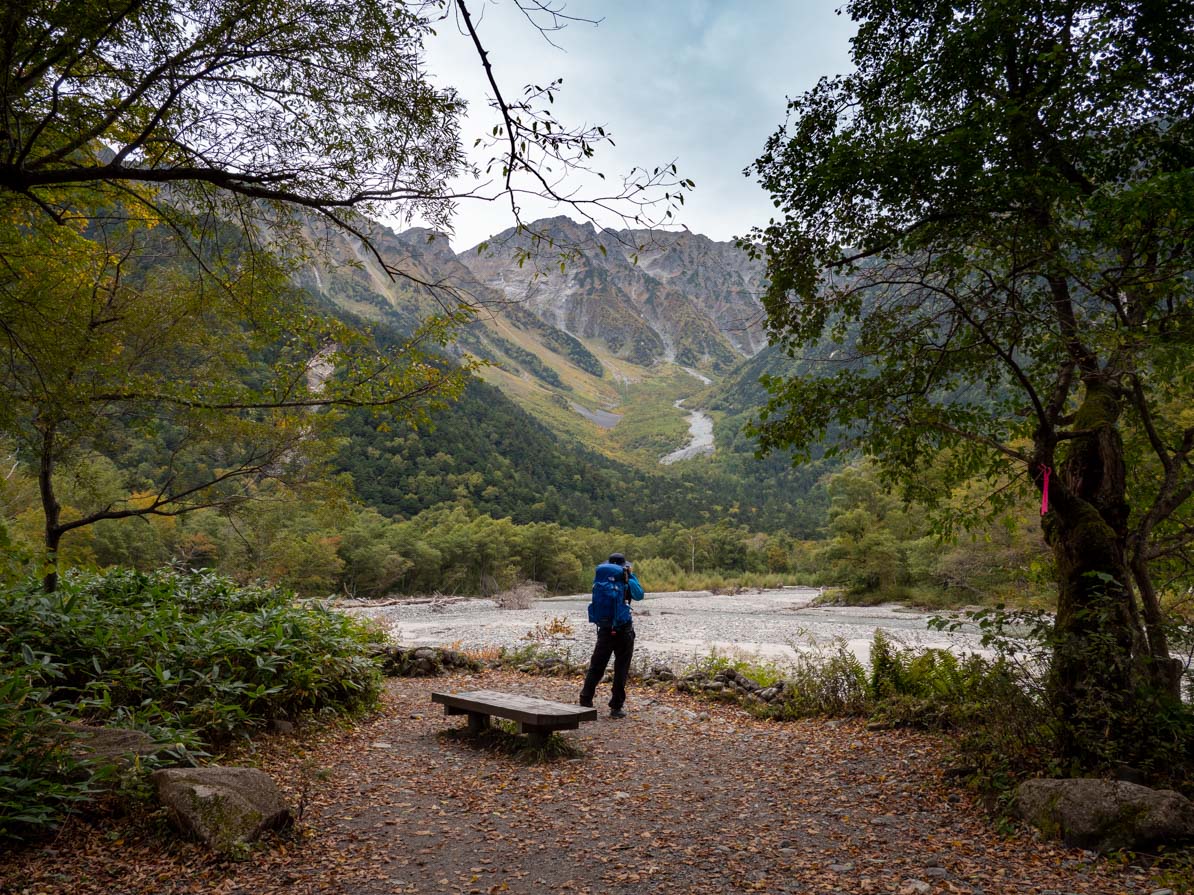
{"left": 335, "top": 375, "right": 828, "bottom": 536}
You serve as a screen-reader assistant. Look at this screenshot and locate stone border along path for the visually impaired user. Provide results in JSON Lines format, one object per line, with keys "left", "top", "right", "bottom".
{"left": 346, "top": 587, "right": 994, "bottom": 672}
{"left": 4, "top": 671, "right": 1151, "bottom": 894}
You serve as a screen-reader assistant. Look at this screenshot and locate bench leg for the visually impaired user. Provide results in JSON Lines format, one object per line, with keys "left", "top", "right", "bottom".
{"left": 467, "top": 711, "right": 490, "bottom": 734}
{"left": 526, "top": 730, "right": 550, "bottom": 748}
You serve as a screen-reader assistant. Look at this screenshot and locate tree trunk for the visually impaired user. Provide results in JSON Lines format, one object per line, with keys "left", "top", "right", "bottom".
{"left": 38, "top": 425, "right": 62, "bottom": 592}
{"left": 1128, "top": 551, "right": 1184, "bottom": 700}
{"left": 1040, "top": 381, "right": 1149, "bottom": 769}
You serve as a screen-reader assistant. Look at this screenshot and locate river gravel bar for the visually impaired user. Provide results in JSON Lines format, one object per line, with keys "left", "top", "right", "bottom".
{"left": 344, "top": 587, "right": 991, "bottom": 671}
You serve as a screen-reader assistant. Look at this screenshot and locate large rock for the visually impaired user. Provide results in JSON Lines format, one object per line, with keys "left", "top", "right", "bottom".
{"left": 1014, "top": 778, "right": 1194, "bottom": 853}
{"left": 64, "top": 724, "right": 159, "bottom": 771}
{"left": 152, "top": 767, "right": 292, "bottom": 854}
{"left": 371, "top": 645, "right": 482, "bottom": 677}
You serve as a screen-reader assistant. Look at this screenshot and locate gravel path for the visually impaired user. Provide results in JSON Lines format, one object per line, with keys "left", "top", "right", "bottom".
{"left": 347, "top": 587, "right": 989, "bottom": 671}
{"left": 6, "top": 673, "right": 1145, "bottom": 894}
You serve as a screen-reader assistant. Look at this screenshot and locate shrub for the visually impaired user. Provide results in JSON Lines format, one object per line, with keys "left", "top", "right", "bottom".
{"left": 0, "top": 568, "right": 385, "bottom": 839}
{"left": 493, "top": 581, "right": 544, "bottom": 609}
{"left": 633, "top": 556, "right": 685, "bottom": 589}
{"left": 775, "top": 644, "right": 871, "bottom": 717}
{"left": 1, "top": 569, "right": 385, "bottom": 741}
{"left": 868, "top": 629, "right": 1036, "bottom": 732}
{"left": 691, "top": 643, "right": 871, "bottom": 719}
{"left": 523, "top": 616, "right": 574, "bottom": 641}
{"left": 929, "top": 607, "right": 1194, "bottom": 794}
{"left": 674, "top": 629, "right": 1058, "bottom": 801}
{"left": 0, "top": 652, "right": 92, "bottom": 839}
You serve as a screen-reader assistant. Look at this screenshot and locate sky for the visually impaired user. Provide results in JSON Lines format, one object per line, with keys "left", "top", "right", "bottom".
{"left": 408, "top": 1, "right": 857, "bottom": 252}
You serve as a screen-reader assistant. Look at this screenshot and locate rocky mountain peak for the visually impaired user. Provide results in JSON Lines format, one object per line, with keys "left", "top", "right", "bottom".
{"left": 458, "top": 217, "right": 767, "bottom": 368}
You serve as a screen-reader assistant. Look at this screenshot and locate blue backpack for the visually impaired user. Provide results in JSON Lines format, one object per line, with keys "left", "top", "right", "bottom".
{"left": 588, "top": 562, "right": 631, "bottom": 630}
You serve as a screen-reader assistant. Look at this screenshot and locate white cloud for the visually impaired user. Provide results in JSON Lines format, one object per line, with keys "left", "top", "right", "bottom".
{"left": 405, "top": 1, "right": 855, "bottom": 251}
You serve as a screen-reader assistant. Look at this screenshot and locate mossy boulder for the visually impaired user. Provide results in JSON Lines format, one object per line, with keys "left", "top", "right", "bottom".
{"left": 152, "top": 767, "right": 292, "bottom": 854}
{"left": 64, "top": 723, "right": 160, "bottom": 774}
{"left": 1015, "top": 778, "right": 1194, "bottom": 853}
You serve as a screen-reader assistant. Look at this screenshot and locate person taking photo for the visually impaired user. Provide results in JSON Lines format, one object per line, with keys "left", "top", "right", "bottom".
{"left": 579, "top": 553, "right": 644, "bottom": 718}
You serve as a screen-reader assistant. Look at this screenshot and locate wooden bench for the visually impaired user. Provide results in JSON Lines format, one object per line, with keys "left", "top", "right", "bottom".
{"left": 431, "top": 689, "right": 597, "bottom": 745}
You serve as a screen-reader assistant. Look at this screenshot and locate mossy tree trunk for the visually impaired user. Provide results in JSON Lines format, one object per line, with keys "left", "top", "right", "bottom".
{"left": 1040, "top": 381, "right": 1173, "bottom": 769}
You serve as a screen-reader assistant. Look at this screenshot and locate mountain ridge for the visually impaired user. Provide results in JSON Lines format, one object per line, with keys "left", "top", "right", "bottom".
{"left": 297, "top": 213, "right": 799, "bottom": 469}
{"left": 289, "top": 212, "right": 834, "bottom": 534}
{"left": 459, "top": 216, "right": 768, "bottom": 372}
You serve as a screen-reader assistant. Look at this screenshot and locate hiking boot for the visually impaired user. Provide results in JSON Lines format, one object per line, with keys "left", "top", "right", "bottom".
{"left": 578, "top": 696, "right": 594, "bottom": 708}
{"left": 609, "top": 708, "right": 627, "bottom": 719}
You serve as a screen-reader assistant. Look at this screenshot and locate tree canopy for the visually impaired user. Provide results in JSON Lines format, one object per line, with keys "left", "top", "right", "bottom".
{"left": 2, "top": 0, "right": 467, "bottom": 235}
{"left": 0, "top": 0, "right": 694, "bottom": 587}
{"left": 749, "top": 0, "right": 1194, "bottom": 770}
{"left": 0, "top": 193, "right": 471, "bottom": 588}
{"left": 0, "top": 0, "right": 689, "bottom": 252}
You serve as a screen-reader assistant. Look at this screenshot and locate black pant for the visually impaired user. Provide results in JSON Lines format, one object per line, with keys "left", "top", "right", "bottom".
{"left": 580, "top": 625, "right": 635, "bottom": 710}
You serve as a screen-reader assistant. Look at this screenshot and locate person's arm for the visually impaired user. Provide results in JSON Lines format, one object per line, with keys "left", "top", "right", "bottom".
{"left": 627, "top": 573, "right": 644, "bottom": 602}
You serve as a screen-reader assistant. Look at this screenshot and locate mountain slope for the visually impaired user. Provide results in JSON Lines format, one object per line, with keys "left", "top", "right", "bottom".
{"left": 297, "top": 213, "right": 831, "bottom": 533}
{"left": 459, "top": 217, "right": 766, "bottom": 372}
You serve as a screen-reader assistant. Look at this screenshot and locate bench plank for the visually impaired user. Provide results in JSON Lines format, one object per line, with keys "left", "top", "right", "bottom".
{"left": 432, "top": 689, "right": 596, "bottom": 728}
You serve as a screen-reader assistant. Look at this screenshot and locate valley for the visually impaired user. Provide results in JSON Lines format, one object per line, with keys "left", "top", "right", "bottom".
{"left": 288, "top": 213, "right": 831, "bottom": 537}
{"left": 660, "top": 399, "right": 715, "bottom": 464}
{"left": 301, "top": 215, "right": 770, "bottom": 474}
{"left": 3, "top": 4, "right": 1190, "bottom": 872}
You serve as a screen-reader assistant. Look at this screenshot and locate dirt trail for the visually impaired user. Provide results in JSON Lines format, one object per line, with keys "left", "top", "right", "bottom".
{"left": 3, "top": 671, "right": 1150, "bottom": 895}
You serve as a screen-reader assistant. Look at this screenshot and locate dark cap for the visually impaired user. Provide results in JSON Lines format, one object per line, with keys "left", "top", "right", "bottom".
{"left": 607, "top": 553, "right": 626, "bottom": 566}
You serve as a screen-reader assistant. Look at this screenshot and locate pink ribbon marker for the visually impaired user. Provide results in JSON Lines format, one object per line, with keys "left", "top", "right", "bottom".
{"left": 1040, "top": 466, "right": 1051, "bottom": 516}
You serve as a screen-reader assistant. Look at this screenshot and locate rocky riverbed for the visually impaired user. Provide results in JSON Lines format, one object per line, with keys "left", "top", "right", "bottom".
{"left": 660, "top": 399, "right": 715, "bottom": 464}
{"left": 345, "top": 587, "right": 990, "bottom": 671}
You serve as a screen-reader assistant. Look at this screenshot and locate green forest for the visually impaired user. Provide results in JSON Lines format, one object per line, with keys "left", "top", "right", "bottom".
{"left": 1, "top": 422, "right": 1050, "bottom": 604}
